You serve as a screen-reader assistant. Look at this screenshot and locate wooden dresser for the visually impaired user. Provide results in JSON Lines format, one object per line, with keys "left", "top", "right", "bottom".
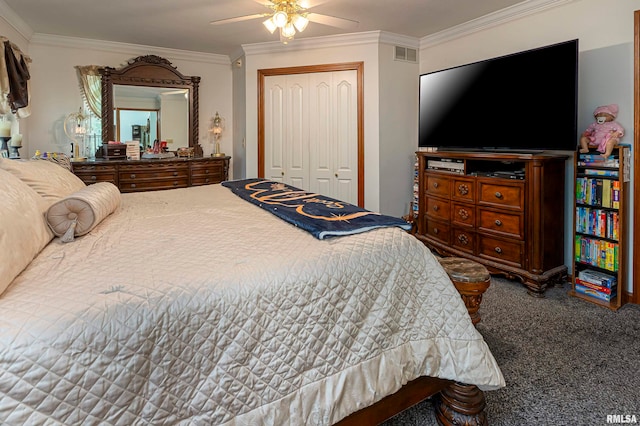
{"left": 72, "top": 156, "right": 230, "bottom": 192}
{"left": 416, "top": 151, "right": 568, "bottom": 296}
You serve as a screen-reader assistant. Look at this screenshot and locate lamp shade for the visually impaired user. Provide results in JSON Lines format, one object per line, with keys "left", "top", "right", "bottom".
{"left": 273, "top": 11, "right": 288, "bottom": 27}
{"left": 263, "top": 17, "right": 277, "bottom": 33}
{"left": 292, "top": 14, "right": 308, "bottom": 32}
{"left": 282, "top": 21, "right": 296, "bottom": 38}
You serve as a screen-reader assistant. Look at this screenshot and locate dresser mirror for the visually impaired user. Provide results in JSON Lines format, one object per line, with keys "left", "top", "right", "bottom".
{"left": 100, "top": 55, "right": 202, "bottom": 156}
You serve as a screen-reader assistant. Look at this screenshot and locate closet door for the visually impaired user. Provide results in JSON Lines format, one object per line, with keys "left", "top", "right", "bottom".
{"left": 309, "top": 70, "right": 357, "bottom": 204}
{"left": 264, "top": 75, "right": 286, "bottom": 183}
{"left": 285, "top": 74, "right": 309, "bottom": 189}
{"left": 263, "top": 70, "right": 357, "bottom": 204}
{"left": 264, "top": 74, "right": 309, "bottom": 188}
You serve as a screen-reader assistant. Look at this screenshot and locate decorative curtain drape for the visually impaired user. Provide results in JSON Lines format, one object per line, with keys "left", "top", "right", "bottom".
{"left": 75, "top": 65, "right": 101, "bottom": 117}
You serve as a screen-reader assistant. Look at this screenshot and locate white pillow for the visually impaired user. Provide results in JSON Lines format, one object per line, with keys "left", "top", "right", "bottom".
{"left": 46, "top": 182, "right": 121, "bottom": 240}
{"left": 0, "top": 158, "right": 86, "bottom": 204}
{"left": 0, "top": 169, "right": 54, "bottom": 296}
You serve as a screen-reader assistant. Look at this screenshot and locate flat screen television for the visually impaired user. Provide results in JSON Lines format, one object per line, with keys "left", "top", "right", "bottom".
{"left": 419, "top": 39, "right": 578, "bottom": 152}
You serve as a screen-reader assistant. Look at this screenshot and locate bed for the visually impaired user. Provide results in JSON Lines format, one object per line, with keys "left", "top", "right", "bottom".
{"left": 0, "top": 158, "right": 504, "bottom": 425}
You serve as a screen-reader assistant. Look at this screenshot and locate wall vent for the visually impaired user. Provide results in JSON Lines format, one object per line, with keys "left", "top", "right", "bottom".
{"left": 394, "top": 46, "right": 418, "bottom": 63}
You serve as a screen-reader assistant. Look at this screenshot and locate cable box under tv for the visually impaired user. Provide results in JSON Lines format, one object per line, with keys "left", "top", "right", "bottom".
{"left": 483, "top": 170, "right": 525, "bottom": 179}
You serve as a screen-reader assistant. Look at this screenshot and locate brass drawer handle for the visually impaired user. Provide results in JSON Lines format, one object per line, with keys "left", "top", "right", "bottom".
{"left": 90, "top": 175, "right": 97, "bottom": 181}
{"left": 494, "top": 247, "right": 502, "bottom": 254}
{"left": 205, "top": 169, "right": 209, "bottom": 174}
{"left": 433, "top": 205, "right": 439, "bottom": 211}
{"left": 173, "top": 172, "right": 178, "bottom": 176}
{"left": 458, "top": 234, "right": 469, "bottom": 245}
{"left": 130, "top": 183, "right": 136, "bottom": 188}
{"left": 433, "top": 182, "right": 439, "bottom": 189}
{"left": 130, "top": 174, "right": 136, "bottom": 179}
{"left": 495, "top": 219, "right": 502, "bottom": 226}
{"left": 457, "top": 183, "right": 469, "bottom": 195}
{"left": 495, "top": 191, "right": 503, "bottom": 199}
{"left": 173, "top": 181, "right": 179, "bottom": 186}
{"left": 458, "top": 208, "right": 469, "bottom": 220}
{"left": 433, "top": 228, "right": 439, "bottom": 234}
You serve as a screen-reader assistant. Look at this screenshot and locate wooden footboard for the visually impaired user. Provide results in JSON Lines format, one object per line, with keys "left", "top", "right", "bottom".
{"left": 335, "top": 267, "right": 490, "bottom": 425}
{"left": 335, "top": 377, "right": 487, "bottom": 426}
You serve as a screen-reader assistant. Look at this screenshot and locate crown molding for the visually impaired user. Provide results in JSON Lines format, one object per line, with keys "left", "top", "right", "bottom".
{"left": 242, "top": 30, "right": 384, "bottom": 56}
{"left": 420, "top": 0, "right": 576, "bottom": 49}
{"left": 379, "top": 32, "right": 420, "bottom": 49}
{"left": 29, "top": 33, "right": 230, "bottom": 65}
{"left": 0, "top": 0, "right": 34, "bottom": 42}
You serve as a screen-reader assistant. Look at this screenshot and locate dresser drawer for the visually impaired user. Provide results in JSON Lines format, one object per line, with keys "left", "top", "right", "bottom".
{"left": 478, "top": 235, "right": 523, "bottom": 267}
{"left": 452, "top": 227, "right": 475, "bottom": 254}
{"left": 425, "top": 197, "right": 450, "bottom": 221}
{"left": 72, "top": 164, "right": 118, "bottom": 186}
{"left": 119, "top": 164, "right": 188, "bottom": 181}
{"left": 190, "top": 162, "right": 225, "bottom": 186}
{"left": 425, "top": 174, "right": 451, "bottom": 199}
{"left": 424, "top": 218, "right": 450, "bottom": 245}
{"left": 119, "top": 178, "right": 189, "bottom": 192}
{"left": 478, "top": 180, "right": 524, "bottom": 211}
{"left": 478, "top": 209, "right": 523, "bottom": 238}
{"left": 451, "top": 177, "right": 475, "bottom": 203}
{"left": 451, "top": 202, "right": 475, "bottom": 227}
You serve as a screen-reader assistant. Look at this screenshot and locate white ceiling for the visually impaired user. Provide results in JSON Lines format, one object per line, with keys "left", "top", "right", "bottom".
{"left": 3, "top": 0, "right": 526, "bottom": 57}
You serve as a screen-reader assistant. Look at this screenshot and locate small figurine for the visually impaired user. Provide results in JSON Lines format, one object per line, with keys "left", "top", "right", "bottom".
{"left": 579, "top": 104, "right": 624, "bottom": 158}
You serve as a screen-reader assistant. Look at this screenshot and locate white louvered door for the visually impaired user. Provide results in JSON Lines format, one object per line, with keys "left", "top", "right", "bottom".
{"left": 264, "top": 70, "right": 357, "bottom": 204}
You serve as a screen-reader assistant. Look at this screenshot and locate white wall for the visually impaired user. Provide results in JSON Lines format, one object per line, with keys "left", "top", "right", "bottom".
{"left": 419, "top": 0, "right": 639, "bottom": 291}
{"left": 0, "top": 18, "right": 234, "bottom": 174}
{"left": 378, "top": 42, "right": 419, "bottom": 217}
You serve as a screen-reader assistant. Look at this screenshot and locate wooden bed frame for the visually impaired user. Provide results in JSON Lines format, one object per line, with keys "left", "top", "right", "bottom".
{"left": 335, "top": 282, "right": 489, "bottom": 426}
{"left": 336, "top": 378, "right": 486, "bottom": 425}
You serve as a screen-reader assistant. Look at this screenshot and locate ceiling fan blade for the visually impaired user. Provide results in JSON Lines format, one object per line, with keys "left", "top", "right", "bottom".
{"left": 209, "top": 13, "right": 268, "bottom": 25}
{"left": 306, "top": 13, "right": 359, "bottom": 30}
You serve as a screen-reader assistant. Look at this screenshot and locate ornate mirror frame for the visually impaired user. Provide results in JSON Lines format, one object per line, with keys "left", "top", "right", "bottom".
{"left": 100, "top": 55, "right": 202, "bottom": 156}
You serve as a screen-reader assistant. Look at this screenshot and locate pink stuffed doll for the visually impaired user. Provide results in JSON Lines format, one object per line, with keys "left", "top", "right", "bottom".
{"left": 579, "top": 104, "right": 624, "bottom": 158}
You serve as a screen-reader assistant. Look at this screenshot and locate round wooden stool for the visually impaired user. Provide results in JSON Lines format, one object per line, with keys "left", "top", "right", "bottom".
{"left": 438, "top": 257, "right": 491, "bottom": 326}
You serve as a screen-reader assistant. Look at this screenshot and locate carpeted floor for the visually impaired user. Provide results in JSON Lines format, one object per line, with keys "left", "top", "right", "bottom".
{"left": 383, "top": 277, "right": 640, "bottom": 425}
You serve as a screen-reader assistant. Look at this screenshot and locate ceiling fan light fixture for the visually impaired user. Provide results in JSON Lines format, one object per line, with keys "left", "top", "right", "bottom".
{"left": 292, "top": 14, "right": 308, "bottom": 32}
{"left": 273, "top": 10, "right": 288, "bottom": 28}
{"left": 282, "top": 21, "right": 296, "bottom": 38}
{"left": 279, "top": 31, "right": 294, "bottom": 44}
{"left": 263, "top": 17, "right": 277, "bottom": 33}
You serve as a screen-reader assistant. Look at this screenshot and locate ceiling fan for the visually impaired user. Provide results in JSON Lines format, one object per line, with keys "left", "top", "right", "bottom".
{"left": 209, "top": 0, "right": 359, "bottom": 44}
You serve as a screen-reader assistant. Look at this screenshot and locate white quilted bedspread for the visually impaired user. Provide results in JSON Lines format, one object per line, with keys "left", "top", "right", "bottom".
{"left": 0, "top": 184, "right": 504, "bottom": 425}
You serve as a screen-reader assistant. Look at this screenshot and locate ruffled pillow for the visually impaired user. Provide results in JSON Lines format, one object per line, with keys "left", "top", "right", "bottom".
{"left": 0, "top": 157, "right": 86, "bottom": 204}
{"left": 46, "top": 182, "right": 121, "bottom": 242}
{"left": 0, "top": 169, "right": 54, "bottom": 296}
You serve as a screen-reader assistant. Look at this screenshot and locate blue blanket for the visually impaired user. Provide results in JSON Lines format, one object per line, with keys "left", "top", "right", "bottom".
{"left": 222, "top": 179, "right": 412, "bottom": 240}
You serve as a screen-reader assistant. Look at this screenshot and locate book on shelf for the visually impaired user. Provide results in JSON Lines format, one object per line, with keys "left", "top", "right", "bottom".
{"left": 578, "top": 268, "right": 617, "bottom": 288}
{"left": 575, "top": 177, "right": 619, "bottom": 208}
{"left": 574, "top": 283, "right": 617, "bottom": 302}
{"left": 575, "top": 208, "right": 619, "bottom": 240}
{"left": 575, "top": 278, "right": 616, "bottom": 295}
{"left": 583, "top": 168, "right": 619, "bottom": 177}
{"left": 575, "top": 236, "right": 618, "bottom": 271}
{"left": 578, "top": 152, "right": 620, "bottom": 167}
